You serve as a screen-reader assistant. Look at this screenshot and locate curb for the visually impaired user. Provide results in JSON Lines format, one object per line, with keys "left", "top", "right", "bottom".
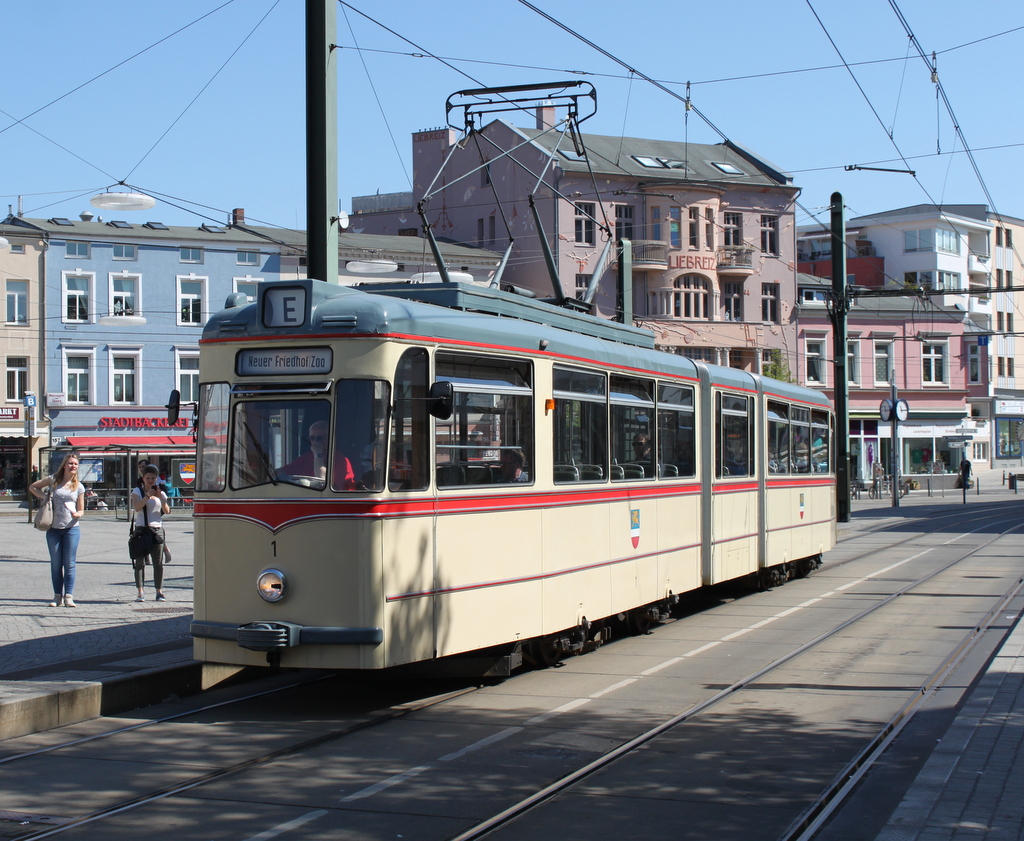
{"left": 0, "top": 661, "right": 248, "bottom": 741}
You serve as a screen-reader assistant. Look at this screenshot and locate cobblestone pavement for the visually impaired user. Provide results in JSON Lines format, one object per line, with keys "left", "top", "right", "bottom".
{"left": 0, "top": 504, "right": 194, "bottom": 678}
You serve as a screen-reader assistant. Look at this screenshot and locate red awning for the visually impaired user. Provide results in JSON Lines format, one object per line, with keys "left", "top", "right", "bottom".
{"left": 64, "top": 436, "right": 194, "bottom": 450}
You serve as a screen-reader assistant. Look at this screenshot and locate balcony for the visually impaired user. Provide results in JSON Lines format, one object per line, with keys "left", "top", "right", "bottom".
{"left": 717, "top": 246, "right": 756, "bottom": 275}
{"left": 628, "top": 240, "right": 668, "bottom": 268}
{"left": 968, "top": 253, "right": 990, "bottom": 275}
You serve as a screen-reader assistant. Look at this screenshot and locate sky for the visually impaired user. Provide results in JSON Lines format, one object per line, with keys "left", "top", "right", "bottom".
{"left": 3, "top": 0, "right": 1023, "bottom": 236}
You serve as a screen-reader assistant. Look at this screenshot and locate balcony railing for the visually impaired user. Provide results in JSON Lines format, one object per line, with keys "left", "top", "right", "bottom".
{"left": 629, "top": 240, "right": 668, "bottom": 266}
{"left": 717, "top": 246, "right": 755, "bottom": 273}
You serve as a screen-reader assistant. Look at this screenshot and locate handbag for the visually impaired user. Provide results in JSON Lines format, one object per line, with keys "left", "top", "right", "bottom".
{"left": 128, "top": 496, "right": 155, "bottom": 560}
{"left": 33, "top": 483, "right": 54, "bottom": 531}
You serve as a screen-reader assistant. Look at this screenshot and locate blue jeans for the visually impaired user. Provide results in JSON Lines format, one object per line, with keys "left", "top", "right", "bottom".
{"left": 46, "top": 525, "right": 80, "bottom": 596}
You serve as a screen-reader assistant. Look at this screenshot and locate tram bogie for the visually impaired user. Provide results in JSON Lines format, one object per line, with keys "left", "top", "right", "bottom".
{"left": 187, "top": 279, "right": 836, "bottom": 675}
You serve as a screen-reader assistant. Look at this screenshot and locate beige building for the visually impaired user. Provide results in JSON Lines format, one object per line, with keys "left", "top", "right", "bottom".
{"left": 0, "top": 223, "right": 48, "bottom": 492}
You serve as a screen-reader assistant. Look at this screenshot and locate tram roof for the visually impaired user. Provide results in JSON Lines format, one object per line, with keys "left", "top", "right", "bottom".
{"left": 206, "top": 279, "right": 830, "bottom": 408}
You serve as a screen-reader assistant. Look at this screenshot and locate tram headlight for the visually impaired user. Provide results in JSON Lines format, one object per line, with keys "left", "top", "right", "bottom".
{"left": 256, "top": 568, "right": 287, "bottom": 603}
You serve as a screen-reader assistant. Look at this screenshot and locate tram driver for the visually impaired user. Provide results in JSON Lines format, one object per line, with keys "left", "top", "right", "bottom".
{"left": 282, "top": 420, "right": 356, "bottom": 489}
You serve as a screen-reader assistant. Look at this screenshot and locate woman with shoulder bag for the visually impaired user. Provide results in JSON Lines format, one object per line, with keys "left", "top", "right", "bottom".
{"left": 131, "top": 465, "right": 170, "bottom": 602}
{"left": 29, "top": 453, "right": 86, "bottom": 607}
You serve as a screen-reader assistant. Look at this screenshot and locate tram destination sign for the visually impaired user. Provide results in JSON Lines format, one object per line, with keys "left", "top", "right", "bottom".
{"left": 236, "top": 347, "right": 333, "bottom": 376}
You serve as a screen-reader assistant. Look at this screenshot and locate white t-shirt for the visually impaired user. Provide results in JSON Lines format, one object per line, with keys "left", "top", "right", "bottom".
{"left": 50, "top": 482, "right": 86, "bottom": 529}
{"left": 131, "top": 486, "right": 169, "bottom": 528}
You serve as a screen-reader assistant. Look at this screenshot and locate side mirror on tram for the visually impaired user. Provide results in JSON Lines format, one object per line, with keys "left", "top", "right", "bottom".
{"left": 166, "top": 390, "right": 181, "bottom": 425}
{"left": 428, "top": 382, "right": 454, "bottom": 420}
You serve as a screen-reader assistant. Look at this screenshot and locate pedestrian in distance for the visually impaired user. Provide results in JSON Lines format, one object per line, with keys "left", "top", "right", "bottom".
{"left": 29, "top": 452, "right": 86, "bottom": 607}
{"left": 136, "top": 459, "right": 172, "bottom": 563}
{"left": 131, "top": 465, "right": 170, "bottom": 602}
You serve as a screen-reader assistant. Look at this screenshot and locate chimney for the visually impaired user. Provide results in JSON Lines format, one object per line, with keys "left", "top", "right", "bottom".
{"left": 536, "top": 102, "right": 555, "bottom": 130}
{"left": 232, "top": 208, "right": 245, "bottom": 225}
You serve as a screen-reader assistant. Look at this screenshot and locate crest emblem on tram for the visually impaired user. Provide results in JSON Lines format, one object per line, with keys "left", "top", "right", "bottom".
{"left": 799, "top": 492, "right": 805, "bottom": 520}
{"left": 630, "top": 508, "right": 641, "bottom": 548}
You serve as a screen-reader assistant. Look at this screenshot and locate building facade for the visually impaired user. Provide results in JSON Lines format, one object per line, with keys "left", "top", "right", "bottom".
{"left": 352, "top": 112, "right": 802, "bottom": 371}
{"left": 796, "top": 204, "right": 1024, "bottom": 477}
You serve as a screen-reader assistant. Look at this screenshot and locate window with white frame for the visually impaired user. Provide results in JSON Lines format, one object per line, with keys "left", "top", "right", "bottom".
{"left": 968, "top": 344, "right": 981, "bottom": 383}
{"left": 176, "top": 351, "right": 200, "bottom": 403}
{"left": 575, "top": 274, "right": 591, "bottom": 301}
{"left": 805, "top": 339, "right": 826, "bottom": 384}
{"left": 177, "top": 276, "right": 206, "bottom": 325}
{"left": 874, "top": 341, "right": 892, "bottom": 384}
{"left": 111, "top": 351, "right": 140, "bottom": 404}
{"left": 614, "top": 206, "right": 634, "bottom": 241}
{"left": 973, "top": 441, "right": 989, "bottom": 462}
{"left": 937, "top": 271, "right": 960, "bottom": 290}
{"left": 848, "top": 341, "right": 858, "bottom": 385}
{"left": 65, "top": 241, "right": 90, "bottom": 258}
{"left": 236, "top": 250, "right": 260, "bottom": 266}
{"left": 574, "top": 202, "right": 595, "bottom": 245}
{"left": 5, "top": 279, "right": 27, "bottom": 324}
{"left": 705, "top": 208, "right": 715, "bottom": 250}
{"left": 10, "top": 243, "right": 24, "bottom": 254}
{"left": 800, "top": 287, "right": 827, "bottom": 305}
{"left": 6, "top": 356, "right": 27, "bottom": 401}
{"left": 112, "top": 243, "right": 137, "bottom": 261}
{"left": 904, "top": 229, "right": 933, "bottom": 252}
{"left": 674, "top": 275, "right": 709, "bottom": 319}
{"left": 688, "top": 207, "right": 700, "bottom": 248}
{"left": 180, "top": 247, "right": 203, "bottom": 263}
{"left": 63, "top": 274, "right": 92, "bottom": 323}
{"left": 723, "top": 212, "right": 742, "bottom": 247}
{"left": 110, "top": 275, "right": 138, "bottom": 317}
{"left": 935, "top": 228, "right": 959, "bottom": 254}
{"left": 234, "top": 277, "right": 262, "bottom": 303}
{"left": 650, "top": 206, "right": 661, "bottom": 241}
{"left": 761, "top": 283, "right": 780, "bottom": 322}
{"left": 723, "top": 281, "right": 743, "bottom": 321}
{"left": 669, "top": 207, "right": 681, "bottom": 248}
{"left": 65, "top": 352, "right": 92, "bottom": 404}
{"left": 760, "top": 215, "right": 779, "bottom": 254}
{"left": 922, "top": 343, "right": 946, "bottom": 384}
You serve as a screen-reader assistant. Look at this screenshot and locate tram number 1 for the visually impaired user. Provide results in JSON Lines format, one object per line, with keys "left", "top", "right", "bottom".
{"left": 271, "top": 540, "right": 277, "bottom": 558}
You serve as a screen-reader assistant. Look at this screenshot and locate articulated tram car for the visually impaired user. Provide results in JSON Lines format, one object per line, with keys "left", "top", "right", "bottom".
{"left": 188, "top": 279, "right": 835, "bottom": 673}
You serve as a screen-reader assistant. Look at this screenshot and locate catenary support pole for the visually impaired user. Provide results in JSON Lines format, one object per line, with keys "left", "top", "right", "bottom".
{"left": 830, "top": 193, "right": 850, "bottom": 522}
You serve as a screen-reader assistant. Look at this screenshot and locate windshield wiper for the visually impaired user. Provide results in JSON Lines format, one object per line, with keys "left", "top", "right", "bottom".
{"left": 241, "top": 420, "right": 278, "bottom": 485}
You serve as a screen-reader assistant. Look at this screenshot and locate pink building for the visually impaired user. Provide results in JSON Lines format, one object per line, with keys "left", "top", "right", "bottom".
{"left": 352, "top": 110, "right": 801, "bottom": 371}
{"left": 797, "top": 274, "right": 974, "bottom": 485}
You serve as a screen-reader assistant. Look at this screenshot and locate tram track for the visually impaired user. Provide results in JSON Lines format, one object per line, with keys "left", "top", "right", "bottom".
{"left": 445, "top": 514, "right": 1024, "bottom": 841}
{"left": 3, "top": 505, "right": 1021, "bottom": 841}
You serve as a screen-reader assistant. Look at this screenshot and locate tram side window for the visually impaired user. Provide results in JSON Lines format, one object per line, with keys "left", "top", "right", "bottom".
{"left": 197, "top": 382, "right": 229, "bottom": 492}
{"left": 435, "top": 353, "right": 533, "bottom": 487}
{"left": 610, "top": 376, "right": 655, "bottom": 480}
{"left": 657, "top": 384, "right": 695, "bottom": 478}
{"left": 334, "top": 380, "right": 390, "bottom": 492}
{"left": 767, "top": 401, "right": 790, "bottom": 474}
{"left": 716, "top": 393, "right": 752, "bottom": 478}
{"left": 389, "top": 348, "right": 430, "bottom": 491}
{"left": 791, "top": 407, "right": 811, "bottom": 474}
{"left": 811, "top": 410, "right": 831, "bottom": 474}
{"left": 553, "top": 367, "right": 607, "bottom": 483}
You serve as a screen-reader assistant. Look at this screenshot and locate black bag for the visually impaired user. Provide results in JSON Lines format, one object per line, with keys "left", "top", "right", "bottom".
{"left": 129, "top": 527, "right": 155, "bottom": 560}
{"left": 128, "top": 499, "right": 155, "bottom": 560}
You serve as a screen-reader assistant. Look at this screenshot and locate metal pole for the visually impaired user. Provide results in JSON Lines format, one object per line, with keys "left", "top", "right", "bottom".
{"left": 306, "top": 0, "right": 338, "bottom": 285}
{"left": 891, "top": 375, "right": 899, "bottom": 508}
{"left": 830, "top": 192, "right": 850, "bottom": 522}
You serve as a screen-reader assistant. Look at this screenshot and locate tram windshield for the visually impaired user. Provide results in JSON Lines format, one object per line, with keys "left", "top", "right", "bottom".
{"left": 226, "top": 380, "right": 389, "bottom": 492}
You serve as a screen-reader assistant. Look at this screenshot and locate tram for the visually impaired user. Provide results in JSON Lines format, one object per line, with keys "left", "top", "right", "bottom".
{"left": 182, "top": 278, "right": 835, "bottom": 673}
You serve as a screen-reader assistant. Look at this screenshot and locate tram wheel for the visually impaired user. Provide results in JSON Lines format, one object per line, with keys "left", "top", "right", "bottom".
{"left": 627, "top": 608, "right": 654, "bottom": 636}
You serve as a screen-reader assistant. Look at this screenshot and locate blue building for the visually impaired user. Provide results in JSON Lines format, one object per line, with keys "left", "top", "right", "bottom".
{"left": 3, "top": 212, "right": 280, "bottom": 496}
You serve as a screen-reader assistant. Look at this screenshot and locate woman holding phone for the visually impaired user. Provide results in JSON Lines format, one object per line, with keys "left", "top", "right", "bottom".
{"left": 131, "top": 464, "right": 170, "bottom": 602}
